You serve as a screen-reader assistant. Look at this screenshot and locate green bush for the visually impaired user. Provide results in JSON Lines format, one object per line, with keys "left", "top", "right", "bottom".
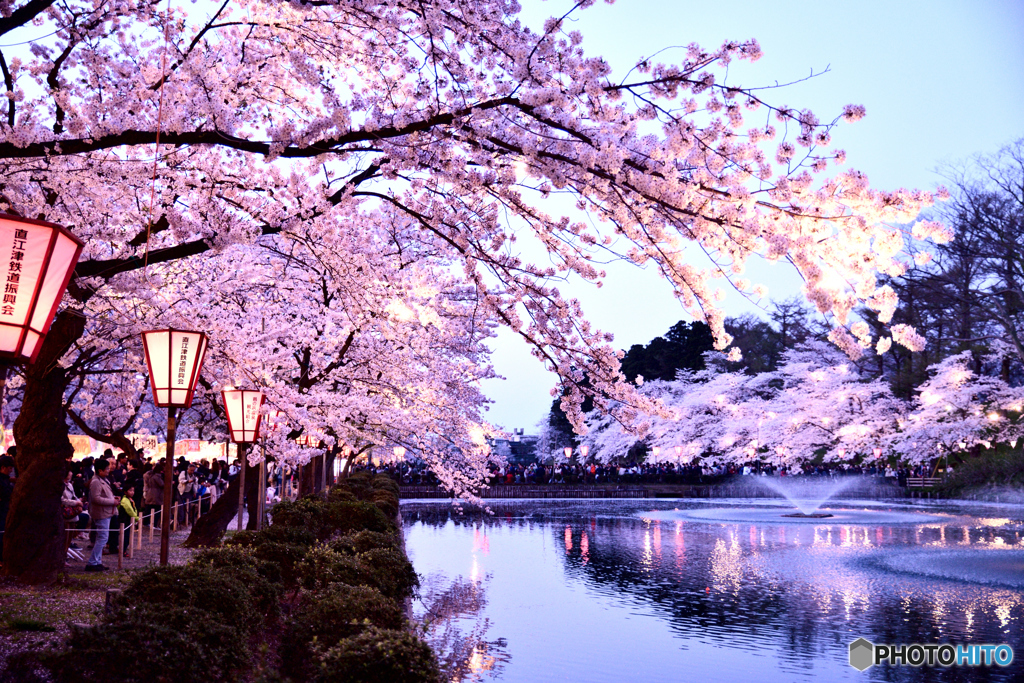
{"left": 249, "top": 541, "right": 310, "bottom": 587}
{"left": 298, "top": 545, "right": 418, "bottom": 600}
{"left": 328, "top": 486, "right": 357, "bottom": 502}
{"left": 225, "top": 528, "right": 315, "bottom": 587}
{"left": 339, "top": 471, "right": 375, "bottom": 498}
{"left": 271, "top": 497, "right": 394, "bottom": 540}
{"left": 370, "top": 490, "right": 399, "bottom": 518}
{"left": 191, "top": 544, "right": 283, "bottom": 584}
{"left": 189, "top": 546, "right": 283, "bottom": 619}
{"left": 356, "top": 548, "right": 419, "bottom": 601}
{"left": 281, "top": 586, "right": 404, "bottom": 679}
{"left": 331, "top": 530, "right": 401, "bottom": 555}
{"left": 298, "top": 545, "right": 369, "bottom": 591}
{"left": 372, "top": 474, "right": 400, "bottom": 496}
{"left": 315, "top": 627, "right": 440, "bottom": 683}
{"left": 226, "top": 524, "right": 317, "bottom": 548}
{"left": 328, "top": 500, "right": 394, "bottom": 535}
{"left": 38, "top": 606, "right": 250, "bottom": 683}
{"left": 271, "top": 497, "right": 339, "bottom": 540}
{"left": 119, "top": 565, "right": 262, "bottom": 634}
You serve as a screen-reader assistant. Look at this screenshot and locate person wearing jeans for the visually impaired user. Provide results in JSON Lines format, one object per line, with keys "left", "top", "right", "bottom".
{"left": 86, "top": 459, "right": 119, "bottom": 571}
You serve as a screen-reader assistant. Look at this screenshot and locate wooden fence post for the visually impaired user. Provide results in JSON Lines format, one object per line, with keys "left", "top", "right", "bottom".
{"left": 117, "top": 524, "right": 125, "bottom": 570}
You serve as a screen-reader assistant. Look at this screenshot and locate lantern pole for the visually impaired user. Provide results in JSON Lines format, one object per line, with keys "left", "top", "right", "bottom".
{"left": 0, "top": 361, "right": 8, "bottom": 426}
{"left": 258, "top": 438, "right": 266, "bottom": 530}
{"left": 160, "top": 405, "right": 178, "bottom": 565}
{"left": 236, "top": 442, "right": 247, "bottom": 532}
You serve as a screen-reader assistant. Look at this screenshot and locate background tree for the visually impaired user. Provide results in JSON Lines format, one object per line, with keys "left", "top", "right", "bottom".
{"left": 620, "top": 321, "right": 716, "bottom": 383}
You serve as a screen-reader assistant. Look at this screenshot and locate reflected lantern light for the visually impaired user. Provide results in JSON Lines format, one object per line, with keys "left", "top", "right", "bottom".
{"left": 0, "top": 214, "right": 84, "bottom": 364}
{"left": 222, "top": 388, "right": 265, "bottom": 444}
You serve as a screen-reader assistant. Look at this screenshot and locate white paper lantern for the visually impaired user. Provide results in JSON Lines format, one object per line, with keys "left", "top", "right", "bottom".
{"left": 0, "top": 214, "right": 84, "bottom": 363}
{"left": 141, "top": 329, "right": 209, "bottom": 407}
{"left": 222, "top": 388, "right": 265, "bottom": 444}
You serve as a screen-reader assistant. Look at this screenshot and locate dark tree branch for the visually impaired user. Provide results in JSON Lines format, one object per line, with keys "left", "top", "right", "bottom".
{"left": 0, "top": 0, "right": 56, "bottom": 38}
{"left": 0, "top": 49, "right": 14, "bottom": 127}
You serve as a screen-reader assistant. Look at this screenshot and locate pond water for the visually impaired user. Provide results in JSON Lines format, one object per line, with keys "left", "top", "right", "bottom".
{"left": 402, "top": 499, "right": 1024, "bottom": 682}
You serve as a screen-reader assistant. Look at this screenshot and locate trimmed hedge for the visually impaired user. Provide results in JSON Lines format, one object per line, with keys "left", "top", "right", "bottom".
{"left": 315, "top": 627, "right": 441, "bottom": 683}
{"left": 37, "top": 607, "right": 250, "bottom": 683}
{"left": 281, "top": 585, "right": 405, "bottom": 679}
{"left": 225, "top": 535, "right": 310, "bottom": 588}
{"left": 189, "top": 545, "right": 283, "bottom": 617}
{"left": 331, "top": 529, "right": 402, "bottom": 555}
{"left": 272, "top": 497, "right": 395, "bottom": 540}
{"left": 118, "top": 565, "right": 267, "bottom": 634}
{"left": 370, "top": 490, "right": 400, "bottom": 518}
{"left": 298, "top": 545, "right": 418, "bottom": 600}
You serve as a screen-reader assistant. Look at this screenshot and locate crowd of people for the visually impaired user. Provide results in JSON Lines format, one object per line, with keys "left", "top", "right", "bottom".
{"left": 370, "top": 458, "right": 937, "bottom": 488}
{"left": 0, "top": 445, "right": 334, "bottom": 573}
{"left": 0, "top": 448, "right": 253, "bottom": 573}
{"left": 58, "top": 450, "right": 239, "bottom": 571}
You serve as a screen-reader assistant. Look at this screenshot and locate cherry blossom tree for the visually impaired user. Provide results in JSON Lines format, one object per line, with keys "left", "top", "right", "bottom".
{"left": 896, "top": 349, "right": 1024, "bottom": 464}
{"left": 584, "top": 342, "right": 903, "bottom": 468}
{"left": 0, "top": 0, "right": 946, "bottom": 580}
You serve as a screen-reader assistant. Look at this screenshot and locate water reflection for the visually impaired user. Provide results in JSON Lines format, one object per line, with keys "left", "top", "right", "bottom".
{"left": 403, "top": 500, "right": 1024, "bottom": 682}
{"left": 415, "top": 571, "right": 510, "bottom": 683}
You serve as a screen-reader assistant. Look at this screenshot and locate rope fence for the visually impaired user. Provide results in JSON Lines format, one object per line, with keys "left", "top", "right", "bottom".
{"left": 61, "top": 491, "right": 220, "bottom": 570}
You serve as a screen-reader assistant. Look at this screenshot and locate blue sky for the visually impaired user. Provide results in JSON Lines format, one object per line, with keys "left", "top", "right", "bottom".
{"left": 481, "top": 0, "right": 1024, "bottom": 432}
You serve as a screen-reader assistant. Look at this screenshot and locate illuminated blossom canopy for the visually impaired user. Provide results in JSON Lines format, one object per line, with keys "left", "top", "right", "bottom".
{"left": 0, "top": 0, "right": 947, "bottom": 484}
{"left": 579, "top": 343, "right": 1024, "bottom": 468}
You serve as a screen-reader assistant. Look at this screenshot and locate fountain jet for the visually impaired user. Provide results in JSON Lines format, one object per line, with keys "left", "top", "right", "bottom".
{"left": 755, "top": 476, "right": 861, "bottom": 517}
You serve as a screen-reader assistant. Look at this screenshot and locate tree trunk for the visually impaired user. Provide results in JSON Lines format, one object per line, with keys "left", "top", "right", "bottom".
{"left": 246, "top": 461, "right": 263, "bottom": 530}
{"left": 3, "top": 311, "right": 86, "bottom": 583}
{"left": 297, "top": 462, "right": 314, "bottom": 497}
{"left": 325, "top": 450, "right": 336, "bottom": 488}
{"left": 183, "top": 457, "right": 260, "bottom": 548}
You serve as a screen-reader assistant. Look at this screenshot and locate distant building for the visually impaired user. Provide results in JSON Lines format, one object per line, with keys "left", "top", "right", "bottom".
{"left": 489, "top": 429, "right": 538, "bottom": 465}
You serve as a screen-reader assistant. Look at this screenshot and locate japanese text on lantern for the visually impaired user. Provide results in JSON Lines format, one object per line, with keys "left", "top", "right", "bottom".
{"left": 1, "top": 228, "right": 27, "bottom": 316}
{"left": 245, "top": 397, "right": 259, "bottom": 426}
{"left": 176, "top": 336, "right": 190, "bottom": 386}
